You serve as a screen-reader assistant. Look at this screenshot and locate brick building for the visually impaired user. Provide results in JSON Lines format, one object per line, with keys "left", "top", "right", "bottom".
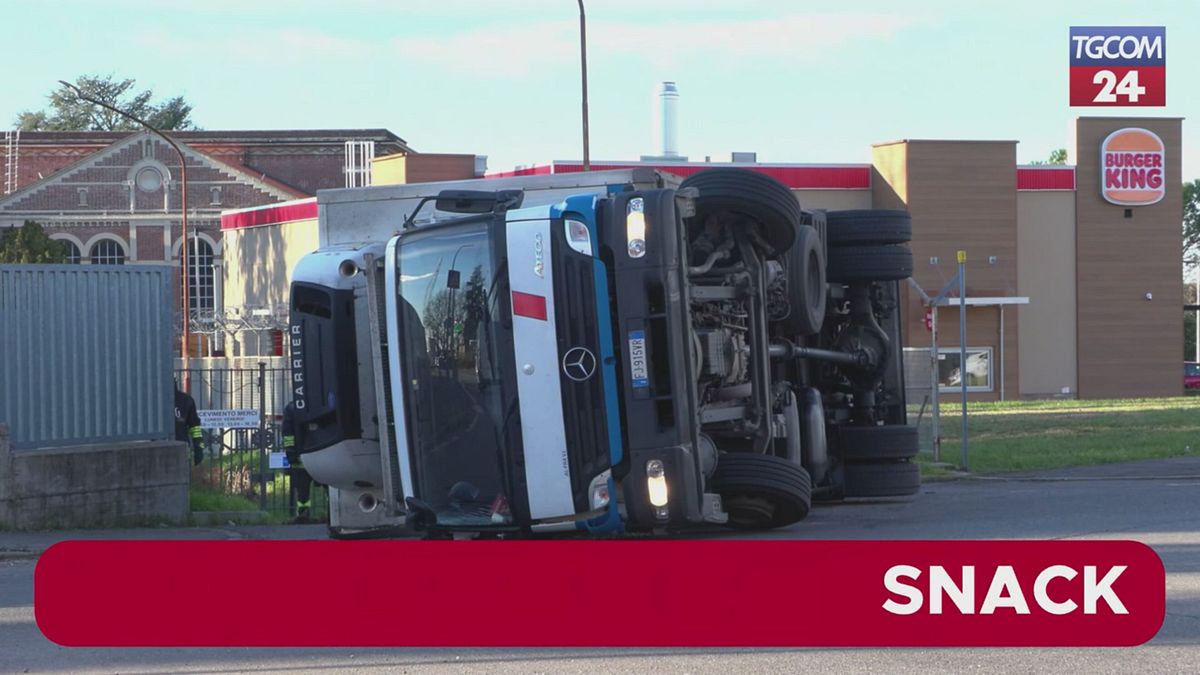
{"left": 0, "top": 129, "right": 409, "bottom": 353}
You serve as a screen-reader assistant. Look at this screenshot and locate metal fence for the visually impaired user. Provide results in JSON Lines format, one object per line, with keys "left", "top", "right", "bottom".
{"left": 905, "top": 346, "right": 977, "bottom": 464}
{"left": 903, "top": 347, "right": 938, "bottom": 458}
{"left": 0, "top": 264, "right": 174, "bottom": 449}
{"left": 177, "top": 361, "right": 328, "bottom": 521}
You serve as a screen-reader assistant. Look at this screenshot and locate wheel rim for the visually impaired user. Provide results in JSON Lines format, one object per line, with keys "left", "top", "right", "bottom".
{"left": 725, "top": 495, "right": 776, "bottom": 528}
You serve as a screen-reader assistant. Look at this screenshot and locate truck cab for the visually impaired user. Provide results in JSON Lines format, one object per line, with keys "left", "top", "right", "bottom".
{"left": 290, "top": 168, "right": 918, "bottom": 536}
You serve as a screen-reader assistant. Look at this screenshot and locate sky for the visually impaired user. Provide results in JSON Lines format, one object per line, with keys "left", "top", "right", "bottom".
{"left": 2, "top": 0, "right": 1197, "bottom": 176}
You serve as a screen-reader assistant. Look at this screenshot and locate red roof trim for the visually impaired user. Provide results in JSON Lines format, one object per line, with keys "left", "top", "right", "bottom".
{"left": 486, "top": 162, "right": 871, "bottom": 189}
{"left": 1016, "top": 167, "right": 1076, "bottom": 190}
{"left": 484, "top": 165, "right": 554, "bottom": 179}
{"left": 221, "top": 199, "right": 318, "bottom": 230}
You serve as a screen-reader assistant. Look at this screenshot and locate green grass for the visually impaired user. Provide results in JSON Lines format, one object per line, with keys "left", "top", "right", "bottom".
{"left": 191, "top": 452, "right": 330, "bottom": 524}
{"left": 913, "top": 397, "right": 1200, "bottom": 475}
{"left": 189, "top": 487, "right": 262, "bottom": 513}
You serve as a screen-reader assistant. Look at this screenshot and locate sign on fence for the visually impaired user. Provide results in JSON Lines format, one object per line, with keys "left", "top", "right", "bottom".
{"left": 198, "top": 409, "right": 261, "bottom": 429}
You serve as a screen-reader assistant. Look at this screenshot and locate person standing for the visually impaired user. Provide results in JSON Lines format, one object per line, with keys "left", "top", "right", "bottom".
{"left": 281, "top": 401, "right": 318, "bottom": 523}
{"left": 174, "top": 386, "right": 203, "bottom": 466}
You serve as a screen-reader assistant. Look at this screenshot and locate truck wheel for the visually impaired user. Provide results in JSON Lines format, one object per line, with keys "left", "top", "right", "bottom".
{"left": 837, "top": 424, "right": 920, "bottom": 461}
{"left": 709, "top": 452, "right": 812, "bottom": 529}
{"left": 679, "top": 168, "right": 802, "bottom": 258}
{"left": 827, "top": 210, "right": 912, "bottom": 246}
{"left": 778, "top": 225, "right": 826, "bottom": 335}
{"left": 827, "top": 245, "right": 913, "bottom": 283}
{"left": 842, "top": 461, "right": 920, "bottom": 498}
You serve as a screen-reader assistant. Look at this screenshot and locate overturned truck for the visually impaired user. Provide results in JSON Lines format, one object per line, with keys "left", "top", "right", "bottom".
{"left": 288, "top": 168, "right": 917, "bottom": 536}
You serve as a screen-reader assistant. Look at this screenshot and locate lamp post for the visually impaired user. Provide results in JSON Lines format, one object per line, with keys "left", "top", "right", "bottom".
{"left": 577, "top": 0, "right": 590, "bottom": 170}
{"left": 446, "top": 243, "right": 475, "bottom": 364}
{"left": 58, "top": 80, "right": 192, "bottom": 387}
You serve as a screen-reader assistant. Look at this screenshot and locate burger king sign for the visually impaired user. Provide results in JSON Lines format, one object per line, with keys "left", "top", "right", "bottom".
{"left": 1100, "top": 127, "right": 1165, "bottom": 206}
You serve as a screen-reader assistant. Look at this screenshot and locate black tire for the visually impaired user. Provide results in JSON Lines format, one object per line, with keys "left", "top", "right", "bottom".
{"left": 842, "top": 461, "right": 920, "bottom": 498}
{"left": 827, "top": 209, "right": 912, "bottom": 247}
{"left": 708, "top": 452, "right": 812, "bottom": 529}
{"left": 679, "top": 168, "right": 801, "bottom": 258}
{"left": 778, "top": 225, "right": 826, "bottom": 335}
{"left": 827, "top": 245, "right": 913, "bottom": 283}
{"left": 837, "top": 424, "right": 920, "bottom": 461}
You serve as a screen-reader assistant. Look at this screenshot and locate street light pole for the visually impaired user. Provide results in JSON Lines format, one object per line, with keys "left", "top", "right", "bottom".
{"left": 577, "top": 0, "right": 591, "bottom": 170}
{"left": 58, "top": 80, "right": 192, "bottom": 387}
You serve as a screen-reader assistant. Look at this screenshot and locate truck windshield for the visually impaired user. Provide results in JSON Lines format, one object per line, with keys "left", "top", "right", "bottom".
{"left": 394, "top": 223, "right": 514, "bottom": 527}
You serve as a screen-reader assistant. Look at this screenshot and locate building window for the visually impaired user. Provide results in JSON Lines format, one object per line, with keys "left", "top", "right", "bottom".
{"left": 89, "top": 239, "right": 126, "bottom": 265}
{"left": 209, "top": 186, "right": 222, "bottom": 205}
{"left": 136, "top": 166, "right": 163, "bottom": 193}
{"left": 936, "top": 347, "right": 994, "bottom": 393}
{"left": 181, "top": 238, "right": 216, "bottom": 313}
{"left": 77, "top": 188, "right": 88, "bottom": 206}
{"left": 58, "top": 240, "right": 81, "bottom": 264}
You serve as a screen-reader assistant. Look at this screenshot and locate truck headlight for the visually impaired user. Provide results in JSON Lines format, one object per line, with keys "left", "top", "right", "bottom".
{"left": 646, "top": 459, "right": 669, "bottom": 508}
{"left": 626, "top": 197, "right": 646, "bottom": 258}
{"left": 589, "top": 469, "right": 612, "bottom": 509}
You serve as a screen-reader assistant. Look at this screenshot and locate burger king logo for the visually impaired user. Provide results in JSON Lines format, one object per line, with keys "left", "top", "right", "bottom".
{"left": 1100, "top": 128, "right": 1165, "bottom": 206}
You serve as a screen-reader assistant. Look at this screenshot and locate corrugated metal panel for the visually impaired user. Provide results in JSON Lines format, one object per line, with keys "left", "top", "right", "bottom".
{"left": 1016, "top": 167, "right": 1076, "bottom": 190}
{"left": 0, "top": 264, "right": 174, "bottom": 449}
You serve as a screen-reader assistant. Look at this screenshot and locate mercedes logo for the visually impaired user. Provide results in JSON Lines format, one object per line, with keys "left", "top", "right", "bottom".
{"left": 561, "top": 347, "right": 597, "bottom": 382}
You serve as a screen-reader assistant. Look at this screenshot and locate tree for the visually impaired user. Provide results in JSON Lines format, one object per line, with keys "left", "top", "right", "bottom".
{"left": 15, "top": 75, "right": 195, "bottom": 132}
{"left": 1028, "top": 148, "right": 1068, "bottom": 166}
{"left": 1184, "top": 179, "right": 1200, "bottom": 268}
{"left": 0, "top": 221, "right": 68, "bottom": 264}
{"left": 460, "top": 265, "right": 489, "bottom": 343}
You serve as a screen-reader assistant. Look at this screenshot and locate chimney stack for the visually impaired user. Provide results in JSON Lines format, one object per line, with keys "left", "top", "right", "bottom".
{"left": 657, "top": 81, "right": 680, "bottom": 158}
{"left": 642, "top": 81, "right": 687, "bottom": 162}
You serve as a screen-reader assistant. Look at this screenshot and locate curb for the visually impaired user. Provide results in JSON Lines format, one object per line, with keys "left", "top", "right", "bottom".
{"left": 919, "top": 472, "right": 973, "bottom": 483}
{"left": 190, "top": 510, "right": 274, "bottom": 526}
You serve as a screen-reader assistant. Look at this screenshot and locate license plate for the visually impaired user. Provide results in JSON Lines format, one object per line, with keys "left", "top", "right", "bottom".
{"left": 628, "top": 330, "right": 649, "bottom": 388}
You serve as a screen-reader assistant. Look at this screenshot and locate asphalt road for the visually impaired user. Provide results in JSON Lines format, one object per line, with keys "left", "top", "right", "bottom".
{"left": 2, "top": 457, "right": 1199, "bottom": 673}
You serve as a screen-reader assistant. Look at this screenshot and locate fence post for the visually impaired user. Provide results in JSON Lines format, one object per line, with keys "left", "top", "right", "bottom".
{"left": 930, "top": 304, "right": 940, "bottom": 462}
{"left": 957, "top": 250, "right": 969, "bottom": 471}
{"left": 257, "top": 361, "right": 267, "bottom": 511}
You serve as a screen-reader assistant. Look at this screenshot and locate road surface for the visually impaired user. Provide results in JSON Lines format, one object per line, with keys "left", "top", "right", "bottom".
{"left": 2, "top": 457, "right": 1198, "bottom": 673}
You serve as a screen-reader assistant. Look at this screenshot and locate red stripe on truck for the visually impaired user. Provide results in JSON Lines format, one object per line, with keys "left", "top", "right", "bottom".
{"left": 511, "top": 291, "right": 548, "bottom": 321}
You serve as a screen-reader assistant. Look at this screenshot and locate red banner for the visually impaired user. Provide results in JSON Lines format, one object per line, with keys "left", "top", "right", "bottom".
{"left": 35, "top": 540, "right": 1164, "bottom": 647}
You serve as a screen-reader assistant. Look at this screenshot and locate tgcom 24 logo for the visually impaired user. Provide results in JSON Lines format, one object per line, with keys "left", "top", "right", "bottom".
{"left": 1069, "top": 26, "right": 1165, "bottom": 106}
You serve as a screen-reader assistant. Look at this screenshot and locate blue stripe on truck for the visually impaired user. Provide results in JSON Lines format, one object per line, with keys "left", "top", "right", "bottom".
{"left": 555, "top": 195, "right": 624, "bottom": 467}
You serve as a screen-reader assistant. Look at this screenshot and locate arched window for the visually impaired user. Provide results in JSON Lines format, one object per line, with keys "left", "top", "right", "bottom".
{"left": 89, "top": 239, "right": 126, "bottom": 265}
{"left": 181, "top": 238, "right": 216, "bottom": 312}
{"left": 60, "top": 240, "right": 82, "bottom": 264}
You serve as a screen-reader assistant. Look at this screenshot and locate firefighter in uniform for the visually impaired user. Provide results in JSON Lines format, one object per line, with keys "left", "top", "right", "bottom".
{"left": 174, "top": 386, "right": 203, "bottom": 465}
{"left": 281, "top": 401, "right": 318, "bottom": 523}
